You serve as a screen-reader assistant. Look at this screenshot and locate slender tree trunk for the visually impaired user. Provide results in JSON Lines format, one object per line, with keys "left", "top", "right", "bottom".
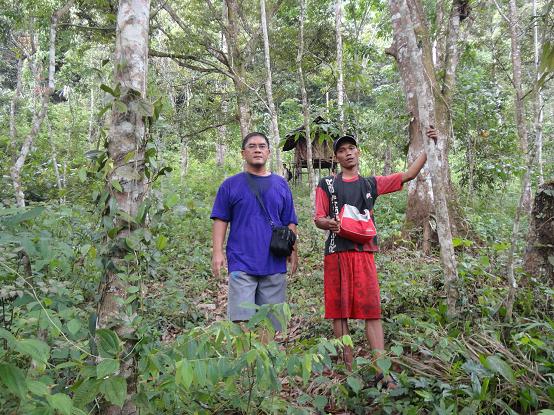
{"left": 9, "top": 59, "right": 24, "bottom": 152}
{"left": 389, "top": 0, "right": 459, "bottom": 318}
{"left": 260, "top": 0, "right": 282, "bottom": 175}
{"left": 504, "top": 0, "right": 532, "bottom": 321}
{"left": 335, "top": 0, "right": 345, "bottom": 128}
{"left": 88, "top": 87, "right": 95, "bottom": 145}
{"left": 225, "top": 0, "right": 252, "bottom": 137}
{"left": 96, "top": 1, "right": 150, "bottom": 413}
{"left": 297, "top": 0, "right": 315, "bottom": 208}
{"left": 382, "top": 145, "right": 392, "bottom": 176}
{"left": 532, "top": 0, "right": 544, "bottom": 186}
{"left": 47, "top": 117, "right": 63, "bottom": 202}
{"left": 10, "top": 2, "right": 72, "bottom": 207}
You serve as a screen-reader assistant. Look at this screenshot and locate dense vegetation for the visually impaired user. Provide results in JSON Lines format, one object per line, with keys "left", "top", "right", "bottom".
{"left": 0, "top": 0, "right": 553, "bottom": 414}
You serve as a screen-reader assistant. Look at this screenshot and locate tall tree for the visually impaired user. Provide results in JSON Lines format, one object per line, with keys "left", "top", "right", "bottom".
{"left": 297, "top": 0, "right": 316, "bottom": 207}
{"left": 95, "top": 1, "right": 151, "bottom": 413}
{"left": 260, "top": 0, "right": 282, "bottom": 174}
{"left": 387, "top": 0, "right": 471, "bottom": 249}
{"left": 532, "top": 0, "right": 544, "bottom": 186}
{"left": 335, "top": 0, "right": 345, "bottom": 128}
{"left": 10, "top": 2, "right": 72, "bottom": 207}
{"left": 389, "top": 0, "right": 460, "bottom": 317}
{"left": 501, "top": 0, "right": 533, "bottom": 321}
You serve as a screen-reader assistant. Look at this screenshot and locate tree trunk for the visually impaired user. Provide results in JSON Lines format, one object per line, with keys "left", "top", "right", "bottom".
{"left": 96, "top": 1, "right": 150, "bottom": 413}
{"left": 47, "top": 117, "right": 64, "bottom": 202}
{"left": 532, "top": 0, "right": 544, "bottom": 187}
{"left": 10, "top": 2, "right": 72, "bottom": 207}
{"left": 389, "top": 0, "right": 459, "bottom": 318}
{"left": 335, "top": 0, "right": 345, "bottom": 128}
{"left": 504, "top": 0, "right": 532, "bottom": 321}
{"left": 260, "top": 0, "right": 282, "bottom": 175}
{"left": 390, "top": 0, "right": 467, "bottom": 240}
{"left": 524, "top": 181, "right": 554, "bottom": 280}
{"left": 297, "top": 0, "right": 315, "bottom": 208}
{"left": 382, "top": 144, "right": 392, "bottom": 176}
{"left": 225, "top": 0, "right": 252, "bottom": 137}
{"left": 88, "top": 87, "right": 96, "bottom": 145}
{"left": 9, "top": 58, "right": 24, "bottom": 153}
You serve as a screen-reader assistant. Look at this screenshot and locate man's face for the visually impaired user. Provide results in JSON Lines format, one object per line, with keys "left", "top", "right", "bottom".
{"left": 241, "top": 135, "right": 270, "bottom": 167}
{"left": 335, "top": 141, "right": 359, "bottom": 169}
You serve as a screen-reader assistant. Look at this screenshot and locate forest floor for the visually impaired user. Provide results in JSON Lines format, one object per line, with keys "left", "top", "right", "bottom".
{"left": 1, "top": 164, "right": 553, "bottom": 414}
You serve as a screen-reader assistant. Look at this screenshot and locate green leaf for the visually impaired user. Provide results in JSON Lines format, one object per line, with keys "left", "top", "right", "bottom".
{"left": 100, "top": 376, "right": 127, "bottom": 408}
{"left": 100, "top": 84, "right": 117, "bottom": 97}
{"left": 156, "top": 235, "right": 168, "bottom": 251}
{"left": 47, "top": 393, "right": 73, "bottom": 415}
{"left": 165, "top": 193, "right": 179, "bottom": 209}
{"left": 538, "top": 410, "right": 554, "bottom": 415}
{"left": 0, "top": 328, "right": 17, "bottom": 346}
{"left": 346, "top": 376, "right": 363, "bottom": 394}
{"left": 27, "top": 380, "right": 49, "bottom": 397}
{"left": 246, "top": 349, "right": 257, "bottom": 365}
{"left": 111, "top": 180, "right": 123, "bottom": 192}
{"left": 0, "top": 363, "right": 28, "bottom": 398}
{"left": 175, "top": 359, "right": 193, "bottom": 389}
{"left": 113, "top": 100, "right": 127, "bottom": 113}
{"left": 391, "top": 345, "right": 403, "bottom": 356}
{"left": 96, "top": 329, "right": 120, "bottom": 357}
{"left": 376, "top": 357, "right": 392, "bottom": 374}
{"left": 72, "top": 378, "right": 101, "bottom": 409}
{"left": 2, "top": 207, "right": 45, "bottom": 226}
{"left": 16, "top": 338, "right": 50, "bottom": 365}
{"left": 67, "top": 319, "right": 81, "bottom": 336}
{"left": 484, "top": 355, "right": 515, "bottom": 384}
{"left": 97, "top": 359, "right": 120, "bottom": 379}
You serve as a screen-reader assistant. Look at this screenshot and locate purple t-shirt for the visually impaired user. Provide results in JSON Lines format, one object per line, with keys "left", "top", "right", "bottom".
{"left": 211, "top": 172, "right": 298, "bottom": 276}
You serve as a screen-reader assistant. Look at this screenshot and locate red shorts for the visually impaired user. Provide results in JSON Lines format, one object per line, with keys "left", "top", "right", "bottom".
{"left": 324, "top": 251, "right": 381, "bottom": 319}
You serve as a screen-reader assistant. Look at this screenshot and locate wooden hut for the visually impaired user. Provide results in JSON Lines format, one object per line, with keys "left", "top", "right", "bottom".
{"left": 281, "top": 117, "right": 340, "bottom": 183}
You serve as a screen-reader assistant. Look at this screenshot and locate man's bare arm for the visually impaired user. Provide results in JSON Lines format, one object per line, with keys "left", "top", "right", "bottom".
{"left": 212, "top": 219, "right": 228, "bottom": 278}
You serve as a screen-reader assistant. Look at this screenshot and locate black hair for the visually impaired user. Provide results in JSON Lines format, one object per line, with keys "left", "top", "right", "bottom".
{"left": 242, "top": 132, "right": 270, "bottom": 150}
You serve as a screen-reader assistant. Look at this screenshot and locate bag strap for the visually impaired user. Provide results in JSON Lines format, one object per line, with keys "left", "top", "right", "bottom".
{"left": 244, "top": 172, "right": 275, "bottom": 229}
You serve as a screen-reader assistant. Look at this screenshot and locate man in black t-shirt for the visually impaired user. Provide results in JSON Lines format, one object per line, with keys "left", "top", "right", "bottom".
{"left": 314, "top": 128, "right": 437, "bottom": 389}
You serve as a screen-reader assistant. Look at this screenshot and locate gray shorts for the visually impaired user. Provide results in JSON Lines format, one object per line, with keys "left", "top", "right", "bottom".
{"left": 228, "top": 271, "right": 287, "bottom": 329}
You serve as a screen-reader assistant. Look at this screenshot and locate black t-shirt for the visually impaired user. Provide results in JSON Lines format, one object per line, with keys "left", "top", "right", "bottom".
{"left": 315, "top": 173, "right": 404, "bottom": 255}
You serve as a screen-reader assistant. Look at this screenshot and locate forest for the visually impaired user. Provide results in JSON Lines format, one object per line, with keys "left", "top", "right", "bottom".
{"left": 0, "top": 0, "right": 553, "bottom": 413}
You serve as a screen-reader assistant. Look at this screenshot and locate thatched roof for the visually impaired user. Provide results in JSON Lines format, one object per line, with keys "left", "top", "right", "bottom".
{"left": 281, "top": 116, "right": 341, "bottom": 151}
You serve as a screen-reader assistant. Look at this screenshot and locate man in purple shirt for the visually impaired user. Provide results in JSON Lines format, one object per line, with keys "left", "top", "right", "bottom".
{"left": 211, "top": 132, "right": 298, "bottom": 328}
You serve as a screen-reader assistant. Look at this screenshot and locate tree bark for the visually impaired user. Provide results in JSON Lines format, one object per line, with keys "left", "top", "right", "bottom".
{"left": 504, "top": 0, "right": 532, "bottom": 321}
{"left": 335, "top": 0, "right": 345, "bottom": 128}
{"left": 224, "top": 0, "right": 252, "bottom": 137}
{"left": 10, "top": 2, "right": 72, "bottom": 207}
{"left": 9, "top": 58, "right": 24, "bottom": 153}
{"left": 297, "top": 0, "right": 315, "bottom": 208}
{"left": 391, "top": 0, "right": 467, "bottom": 241}
{"left": 389, "top": 0, "right": 459, "bottom": 318}
{"left": 96, "top": 1, "right": 150, "bottom": 413}
{"left": 260, "top": 0, "right": 282, "bottom": 175}
{"left": 47, "top": 116, "right": 64, "bottom": 202}
{"left": 532, "top": 0, "right": 544, "bottom": 187}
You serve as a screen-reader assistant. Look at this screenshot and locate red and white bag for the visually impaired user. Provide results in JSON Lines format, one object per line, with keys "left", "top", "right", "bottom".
{"left": 337, "top": 204, "right": 376, "bottom": 244}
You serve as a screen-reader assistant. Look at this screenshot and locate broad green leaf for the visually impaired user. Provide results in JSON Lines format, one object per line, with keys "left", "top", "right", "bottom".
{"left": 96, "top": 329, "right": 120, "bottom": 357}
{"left": 100, "top": 376, "right": 127, "bottom": 408}
{"left": 156, "top": 235, "right": 168, "bottom": 250}
{"left": 376, "top": 357, "right": 392, "bottom": 374}
{"left": 346, "top": 376, "right": 363, "bottom": 394}
{"left": 72, "top": 378, "right": 101, "bottom": 409}
{"left": 16, "top": 339, "right": 50, "bottom": 364}
{"left": 485, "top": 355, "right": 515, "bottom": 384}
{"left": 0, "top": 363, "right": 28, "bottom": 398}
{"left": 27, "top": 380, "right": 49, "bottom": 397}
{"left": 100, "top": 84, "right": 117, "bottom": 96}
{"left": 175, "top": 359, "right": 193, "bottom": 389}
{"left": 113, "top": 100, "right": 127, "bottom": 113}
{"left": 111, "top": 180, "right": 123, "bottom": 192}
{"left": 67, "top": 319, "right": 81, "bottom": 336}
{"left": 97, "top": 359, "right": 120, "bottom": 379}
{"left": 538, "top": 410, "right": 554, "bottom": 415}
{"left": 246, "top": 349, "right": 257, "bottom": 365}
{"left": 47, "top": 393, "right": 73, "bottom": 415}
{"left": 0, "top": 327, "right": 17, "bottom": 346}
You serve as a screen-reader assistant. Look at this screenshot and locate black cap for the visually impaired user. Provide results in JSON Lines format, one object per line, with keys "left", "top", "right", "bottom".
{"left": 333, "top": 135, "right": 358, "bottom": 153}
